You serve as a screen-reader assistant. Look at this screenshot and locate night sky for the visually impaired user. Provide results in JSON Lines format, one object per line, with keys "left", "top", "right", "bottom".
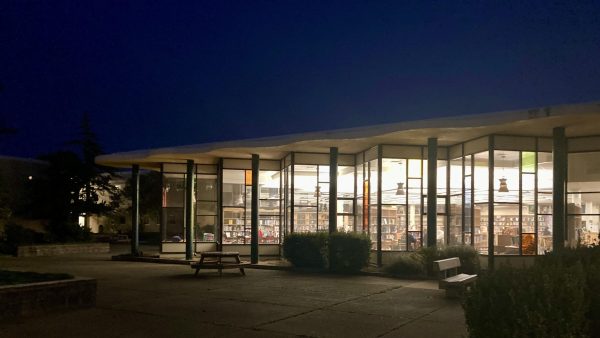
{"left": 1, "top": 1, "right": 600, "bottom": 158}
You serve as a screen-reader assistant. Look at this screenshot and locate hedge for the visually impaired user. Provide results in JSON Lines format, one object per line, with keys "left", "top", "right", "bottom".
{"left": 463, "top": 246, "right": 600, "bottom": 338}
{"left": 282, "top": 232, "right": 371, "bottom": 272}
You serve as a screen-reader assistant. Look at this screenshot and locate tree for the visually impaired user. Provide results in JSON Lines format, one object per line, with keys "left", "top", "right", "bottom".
{"left": 68, "top": 113, "right": 120, "bottom": 229}
{"left": 29, "top": 113, "right": 120, "bottom": 240}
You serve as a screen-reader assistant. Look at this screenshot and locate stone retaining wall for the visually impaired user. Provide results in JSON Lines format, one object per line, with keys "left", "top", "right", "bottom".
{"left": 0, "top": 277, "right": 97, "bottom": 321}
{"left": 17, "top": 243, "right": 110, "bottom": 257}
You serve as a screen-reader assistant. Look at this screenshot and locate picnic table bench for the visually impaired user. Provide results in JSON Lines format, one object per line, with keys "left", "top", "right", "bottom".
{"left": 433, "top": 257, "right": 477, "bottom": 298}
{"left": 190, "top": 251, "right": 249, "bottom": 276}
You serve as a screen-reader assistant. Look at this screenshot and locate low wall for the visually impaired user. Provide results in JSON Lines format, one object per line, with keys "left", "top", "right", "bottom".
{"left": 17, "top": 243, "right": 110, "bottom": 257}
{"left": 0, "top": 277, "right": 97, "bottom": 321}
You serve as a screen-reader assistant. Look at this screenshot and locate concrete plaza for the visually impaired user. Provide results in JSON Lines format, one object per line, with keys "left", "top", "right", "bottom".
{"left": 0, "top": 248, "right": 467, "bottom": 338}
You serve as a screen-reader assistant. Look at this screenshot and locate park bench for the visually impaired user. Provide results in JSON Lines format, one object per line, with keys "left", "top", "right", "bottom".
{"left": 433, "top": 257, "right": 477, "bottom": 298}
{"left": 190, "top": 251, "right": 250, "bottom": 276}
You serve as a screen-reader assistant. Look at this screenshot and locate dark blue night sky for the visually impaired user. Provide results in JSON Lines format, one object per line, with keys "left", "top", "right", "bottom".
{"left": 1, "top": 1, "right": 600, "bottom": 158}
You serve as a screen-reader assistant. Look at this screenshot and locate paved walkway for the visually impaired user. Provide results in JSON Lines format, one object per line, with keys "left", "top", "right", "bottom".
{"left": 0, "top": 249, "right": 467, "bottom": 338}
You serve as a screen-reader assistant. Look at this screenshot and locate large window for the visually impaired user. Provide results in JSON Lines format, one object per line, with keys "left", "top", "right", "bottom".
{"left": 473, "top": 152, "right": 489, "bottom": 253}
{"left": 259, "top": 170, "right": 280, "bottom": 244}
{"left": 162, "top": 172, "right": 186, "bottom": 241}
{"left": 195, "top": 168, "right": 218, "bottom": 242}
{"left": 568, "top": 152, "right": 600, "bottom": 247}
{"left": 337, "top": 165, "right": 355, "bottom": 232}
{"left": 222, "top": 169, "right": 252, "bottom": 244}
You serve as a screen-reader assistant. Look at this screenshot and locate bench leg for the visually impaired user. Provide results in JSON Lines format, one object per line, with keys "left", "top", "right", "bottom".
{"left": 194, "top": 256, "right": 205, "bottom": 276}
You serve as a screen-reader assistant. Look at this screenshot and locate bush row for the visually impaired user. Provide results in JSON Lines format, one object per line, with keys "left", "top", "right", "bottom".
{"left": 383, "top": 245, "right": 480, "bottom": 278}
{"left": 463, "top": 246, "right": 600, "bottom": 338}
{"left": 0, "top": 221, "right": 91, "bottom": 255}
{"left": 282, "top": 232, "right": 371, "bottom": 273}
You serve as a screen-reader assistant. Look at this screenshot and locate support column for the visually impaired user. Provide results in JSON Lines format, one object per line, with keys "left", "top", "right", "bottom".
{"left": 160, "top": 163, "right": 167, "bottom": 245}
{"left": 131, "top": 164, "right": 140, "bottom": 256}
{"left": 553, "top": 127, "right": 566, "bottom": 251}
{"left": 329, "top": 147, "right": 338, "bottom": 234}
{"left": 376, "top": 145, "right": 383, "bottom": 267}
{"left": 488, "top": 136, "right": 495, "bottom": 270}
{"left": 251, "top": 154, "right": 260, "bottom": 264}
{"left": 427, "top": 138, "right": 438, "bottom": 248}
{"left": 185, "top": 160, "right": 195, "bottom": 260}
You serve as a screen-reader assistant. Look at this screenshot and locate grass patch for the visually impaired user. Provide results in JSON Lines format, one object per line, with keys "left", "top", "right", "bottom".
{"left": 0, "top": 270, "right": 73, "bottom": 286}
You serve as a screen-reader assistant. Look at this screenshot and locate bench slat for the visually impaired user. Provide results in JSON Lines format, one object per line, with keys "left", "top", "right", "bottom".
{"left": 440, "top": 273, "right": 477, "bottom": 286}
{"left": 433, "top": 257, "right": 461, "bottom": 271}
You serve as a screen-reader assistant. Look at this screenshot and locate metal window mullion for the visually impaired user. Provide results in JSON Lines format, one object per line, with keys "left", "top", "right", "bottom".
{"left": 519, "top": 151, "right": 523, "bottom": 255}
{"left": 461, "top": 144, "right": 465, "bottom": 244}
{"left": 488, "top": 136, "right": 495, "bottom": 269}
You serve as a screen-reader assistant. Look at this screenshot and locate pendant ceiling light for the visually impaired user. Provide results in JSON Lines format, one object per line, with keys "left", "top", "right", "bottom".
{"left": 498, "top": 178, "right": 509, "bottom": 192}
{"left": 396, "top": 182, "right": 405, "bottom": 195}
{"left": 498, "top": 154, "right": 509, "bottom": 193}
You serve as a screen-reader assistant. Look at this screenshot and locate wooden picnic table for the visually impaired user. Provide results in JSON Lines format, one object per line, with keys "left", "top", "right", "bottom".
{"left": 190, "top": 251, "right": 249, "bottom": 276}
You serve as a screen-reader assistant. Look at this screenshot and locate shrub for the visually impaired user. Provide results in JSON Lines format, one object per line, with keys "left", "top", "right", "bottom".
{"left": 329, "top": 232, "right": 371, "bottom": 273}
{"left": 383, "top": 254, "right": 425, "bottom": 278}
{"left": 416, "top": 245, "right": 480, "bottom": 276}
{"left": 45, "top": 220, "right": 90, "bottom": 243}
{"left": 0, "top": 222, "right": 45, "bottom": 255}
{"left": 283, "top": 232, "right": 328, "bottom": 268}
{"left": 464, "top": 246, "right": 600, "bottom": 338}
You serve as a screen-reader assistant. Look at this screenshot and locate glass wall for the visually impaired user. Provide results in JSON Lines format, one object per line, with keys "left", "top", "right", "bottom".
{"left": 293, "top": 164, "right": 321, "bottom": 232}
{"left": 378, "top": 146, "right": 426, "bottom": 251}
{"left": 473, "top": 151, "right": 489, "bottom": 253}
{"left": 259, "top": 170, "right": 280, "bottom": 244}
{"left": 538, "top": 152, "right": 553, "bottom": 253}
{"left": 337, "top": 165, "right": 355, "bottom": 232}
{"left": 493, "top": 151, "right": 521, "bottom": 255}
{"left": 355, "top": 159, "right": 366, "bottom": 233}
{"left": 222, "top": 169, "right": 252, "bottom": 244}
{"left": 161, "top": 163, "right": 219, "bottom": 243}
{"left": 381, "top": 159, "right": 407, "bottom": 250}
{"left": 568, "top": 152, "right": 600, "bottom": 247}
{"left": 195, "top": 165, "right": 218, "bottom": 242}
{"left": 162, "top": 171, "right": 186, "bottom": 241}
{"left": 449, "top": 157, "right": 463, "bottom": 245}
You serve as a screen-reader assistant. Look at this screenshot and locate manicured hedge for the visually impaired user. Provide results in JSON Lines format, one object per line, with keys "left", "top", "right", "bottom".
{"left": 282, "top": 232, "right": 328, "bottom": 268}
{"left": 282, "top": 232, "right": 371, "bottom": 272}
{"left": 384, "top": 245, "right": 480, "bottom": 278}
{"left": 463, "top": 246, "right": 600, "bottom": 338}
{"left": 383, "top": 254, "right": 425, "bottom": 278}
{"left": 329, "top": 232, "right": 371, "bottom": 273}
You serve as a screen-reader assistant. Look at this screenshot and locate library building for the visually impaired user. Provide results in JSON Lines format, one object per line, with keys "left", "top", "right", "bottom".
{"left": 97, "top": 101, "right": 600, "bottom": 266}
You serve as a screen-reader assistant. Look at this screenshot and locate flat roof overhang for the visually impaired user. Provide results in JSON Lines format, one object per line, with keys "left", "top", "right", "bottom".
{"left": 96, "top": 101, "right": 600, "bottom": 170}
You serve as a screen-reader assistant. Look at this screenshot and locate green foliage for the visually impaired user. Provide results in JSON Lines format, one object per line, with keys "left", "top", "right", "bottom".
{"left": 383, "top": 245, "right": 479, "bottom": 278}
{"left": 464, "top": 246, "right": 600, "bottom": 338}
{"left": 283, "top": 232, "right": 328, "bottom": 268}
{"left": 283, "top": 232, "right": 372, "bottom": 271}
{"left": 416, "top": 245, "right": 480, "bottom": 276}
{"left": 383, "top": 254, "right": 425, "bottom": 278}
{"left": 329, "top": 232, "right": 371, "bottom": 273}
{"left": 0, "top": 222, "right": 45, "bottom": 255}
{"left": 44, "top": 220, "right": 91, "bottom": 243}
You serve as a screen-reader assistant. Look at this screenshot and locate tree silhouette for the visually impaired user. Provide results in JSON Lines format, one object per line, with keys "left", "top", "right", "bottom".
{"left": 30, "top": 113, "right": 120, "bottom": 240}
